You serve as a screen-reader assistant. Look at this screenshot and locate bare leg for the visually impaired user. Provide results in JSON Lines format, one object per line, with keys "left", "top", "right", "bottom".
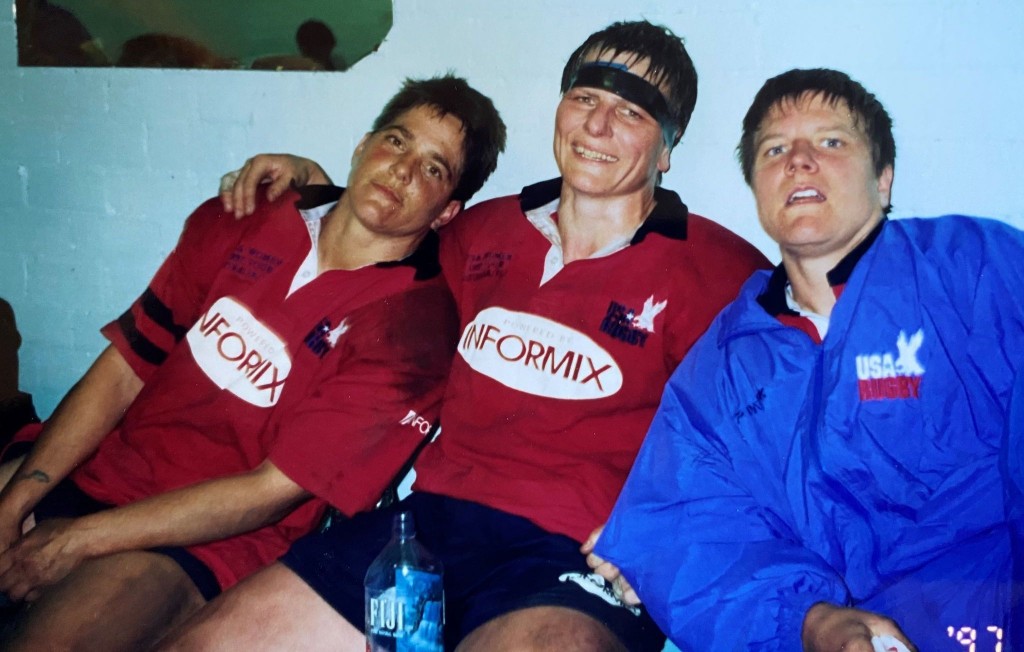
{"left": 3, "top": 550, "right": 205, "bottom": 652}
{"left": 159, "top": 561, "right": 364, "bottom": 652}
{"left": 457, "top": 605, "right": 627, "bottom": 652}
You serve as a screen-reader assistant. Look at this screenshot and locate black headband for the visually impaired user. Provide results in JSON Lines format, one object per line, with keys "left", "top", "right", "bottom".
{"left": 569, "top": 62, "right": 677, "bottom": 144}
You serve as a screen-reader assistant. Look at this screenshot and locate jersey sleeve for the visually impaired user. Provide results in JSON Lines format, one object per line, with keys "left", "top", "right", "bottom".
{"left": 101, "top": 197, "right": 235, "bottom": 382}
{"left": 663, "top": 216, "right": 771, "bottom": 368}
{"left": 268, "top": 285, "right": 458, "bottom": 515}
{"left": 598, "top": 336, "right": 849, "bottom": 650}
{"left": 438, "top": 211, "right": 471, "bottom": 308}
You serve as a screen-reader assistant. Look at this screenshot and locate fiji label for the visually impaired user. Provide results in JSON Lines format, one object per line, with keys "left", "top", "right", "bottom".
{"left": 366, "top": 570, "right": 443, "bottom": 652}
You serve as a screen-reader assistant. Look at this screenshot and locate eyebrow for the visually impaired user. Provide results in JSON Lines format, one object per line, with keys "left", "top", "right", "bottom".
{"left": 385, "top": 124, "right": 456, "bottom": 180}
{"left": 754, "top": 122, "right": 858, "bottom": 150}
{"left": 568, "top": 86, "right": 655, "bottom": 119}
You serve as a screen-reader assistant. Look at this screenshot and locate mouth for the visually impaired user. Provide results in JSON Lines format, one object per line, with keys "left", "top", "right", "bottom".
{"left": 573, "top": 144, "right": 618, "bottom": 163}
{"left": 372, "top": 182, "right": 402, "bottom": 205}
{"left": 786, "top": 187, "right": 825, "bottom": 205}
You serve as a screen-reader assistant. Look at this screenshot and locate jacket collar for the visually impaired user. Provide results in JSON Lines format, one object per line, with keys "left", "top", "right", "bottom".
{"left": 756, "top": 218, "right": 887, "bottom": 317}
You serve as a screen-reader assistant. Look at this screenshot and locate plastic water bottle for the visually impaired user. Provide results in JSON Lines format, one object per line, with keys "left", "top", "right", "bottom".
{"left": 364, "top": 511, "right": 444, "bottom": 652}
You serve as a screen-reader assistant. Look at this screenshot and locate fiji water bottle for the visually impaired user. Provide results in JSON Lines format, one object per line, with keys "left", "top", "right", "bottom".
{"left": 364, "top": 512, "right": 444, "bottom": 652}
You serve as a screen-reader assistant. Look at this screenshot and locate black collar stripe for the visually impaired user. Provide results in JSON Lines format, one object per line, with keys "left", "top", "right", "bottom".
{"left": 297, "top": 185, "right": 442, "bottom": 280}
{"left": 757, "top": 219, "right": 887, "bottom": 317}
{"left": 518, "top": 177, "right": 689, "bottom": 242}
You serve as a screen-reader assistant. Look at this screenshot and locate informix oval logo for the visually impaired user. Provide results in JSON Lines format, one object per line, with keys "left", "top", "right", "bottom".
{"left": 458, "top": 307, "right": 622, "bottom": 400}
{"left": 186, "top": 296, "right": 292, "bottom": 407}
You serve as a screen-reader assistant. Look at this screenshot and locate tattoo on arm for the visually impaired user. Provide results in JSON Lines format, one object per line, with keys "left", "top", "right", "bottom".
{"left": 15, "top": 469, "right": 51, "bottom": 485}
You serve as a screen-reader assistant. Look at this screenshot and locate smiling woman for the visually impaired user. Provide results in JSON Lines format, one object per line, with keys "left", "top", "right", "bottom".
{"left": 15, "top": 0, "right": 392, "bottom": 71}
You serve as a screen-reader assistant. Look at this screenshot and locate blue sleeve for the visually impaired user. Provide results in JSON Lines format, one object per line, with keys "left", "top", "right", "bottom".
{"left": 598, "top": 346, "right": 849, "bottom": 651}
{"left": 1004, "top": 369, "right": 1024, "bottom": 650}
{"left": 958, "top": 219, "right": 1024, "bottom": 638}
{"left": 980, "top": 217, "right": 1024, "bottom": 647}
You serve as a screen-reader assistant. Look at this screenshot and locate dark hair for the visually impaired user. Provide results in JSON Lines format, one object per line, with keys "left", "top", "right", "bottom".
{"left": 118, "top": 33, "right": 234, "bottom": 69}
{"left": 738, "top": 68, "right": 895, "bottom": 185}
{"left": 296, "top": 20, "right": 336, "bottom": 53}
{"left": 560, "top": 20, "right": 697, "bottom": 145}
{"left": 372, "top": 74, "right": 506, "bottom": 203}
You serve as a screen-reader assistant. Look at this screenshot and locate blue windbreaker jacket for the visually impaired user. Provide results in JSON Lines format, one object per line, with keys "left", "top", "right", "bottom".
{"left": 599, "top": 216, "right": 1024, "bottom": 651}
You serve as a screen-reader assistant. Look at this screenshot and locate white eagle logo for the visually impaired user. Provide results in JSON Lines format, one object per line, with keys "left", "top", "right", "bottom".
{"left": 631, "top": 295, "right": 668, "bottom": 333}
{"left": 326, "top": 319, "right": 349, "bottom": 348}
{"left": 894, "top": 329, "right": 925, "bottom": 376}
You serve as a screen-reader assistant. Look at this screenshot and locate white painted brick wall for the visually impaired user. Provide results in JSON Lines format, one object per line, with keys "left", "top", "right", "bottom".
{"left": 4, "top": 0, "right": 1023, "bottom": 427}
{"left": 1, "top": 2, "right": 1023, "bottom": 649}
{"left": 3, "top": 0, "right": 1023, "bottom": 431}
{"left": 1, "top": 0, "right": 1022, "bottom": 428}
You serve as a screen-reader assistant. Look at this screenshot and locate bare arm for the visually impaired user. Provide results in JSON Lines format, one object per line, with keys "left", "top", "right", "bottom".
{"left": 0, "top": 345, "right": 142, "bottom": 550}
{"left": 0, "top": 458, "right": 310, "bottom": 601}
{"left": 220, "top": 154, "right": 331, "bottom": 218}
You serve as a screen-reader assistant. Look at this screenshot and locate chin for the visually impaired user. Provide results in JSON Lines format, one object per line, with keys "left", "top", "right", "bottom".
{"left": 564, "top": 177, "right": 611, "bottom": 195}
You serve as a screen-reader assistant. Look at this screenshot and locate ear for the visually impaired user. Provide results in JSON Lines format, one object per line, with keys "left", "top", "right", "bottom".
{"left": 351, "top": 132, "right": 371, "bottom": 162}
{"left": 877, "top": 164, "right": 894, "bottom": 210}
{"left": 430, "top": 200, "right": 462, "bottom": 230}
{"left": 657, "top": 136, "right": 676, "bottom": 174}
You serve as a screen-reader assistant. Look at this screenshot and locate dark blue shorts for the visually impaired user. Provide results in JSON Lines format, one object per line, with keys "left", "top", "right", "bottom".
{"left": 281, "top": 493, "right": 666, "bottom": 651}
{"left": 28, "top": 474, "right": 221, "bottom": 601}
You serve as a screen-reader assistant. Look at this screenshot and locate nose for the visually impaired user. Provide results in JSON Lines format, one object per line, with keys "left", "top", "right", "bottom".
{"left": 584, "top": 103, "right": 613, "bottom": 136}
{"left": 390, "top": 152, "right": 413, "bottom": 183}
{"left": 786, "top": 139, "right": 818, "bottom": 174}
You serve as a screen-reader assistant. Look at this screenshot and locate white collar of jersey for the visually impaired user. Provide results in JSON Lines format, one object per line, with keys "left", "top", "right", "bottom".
{"left": 525, "top": 197, "right": 636, "bottom": 285}
{"left": 785, "top": 282, "right": 830, "bottom": 339}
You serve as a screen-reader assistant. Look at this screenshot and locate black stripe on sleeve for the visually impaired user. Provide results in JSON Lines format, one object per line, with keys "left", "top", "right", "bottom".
{"left": 140, "top": 288, "right": 189, "bottom": 342}
{"left": 116, "top": 308, "right": 169, "bottom": 366}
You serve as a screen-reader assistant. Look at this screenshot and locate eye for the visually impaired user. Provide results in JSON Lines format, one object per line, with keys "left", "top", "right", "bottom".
{"left": 425, "top": 164, "right": 443, "bottom": 179}
{"left": 618, "top": 105, "right": 644, "bottom": 120}
{"left": 822, "top": 137, "right": 843, "bottom": 148}
{"left": 386, "top": 134, "right": 403, "bottom": 147}
{"left": 764, "top": 145, "right": 785, "bottom": 157}
{"left": 571, "top": 91, "right": 595, "bottom": 105}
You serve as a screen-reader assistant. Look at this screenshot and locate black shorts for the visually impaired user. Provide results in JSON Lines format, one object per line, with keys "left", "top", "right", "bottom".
{"left": 28, "top": 474, "right": 221, "bottom": 601}
{"left": 281, "top": 492, "right": 666, "bottom": 651}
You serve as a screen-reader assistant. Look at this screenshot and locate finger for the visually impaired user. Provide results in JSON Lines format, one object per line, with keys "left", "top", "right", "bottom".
{"left": 585, "top": 550, "right": 608, "bottom": 571}
{"left": 264, "top": 174, "right": 292, "bottom": 203}
{"left": 590, "top": 560, "right": 622, "bottom": 584}
{"left": 219, "top": 170, "right": 241, "bottom": 213}
{"left": 242, "top": 161, "right": 277, "bottom": 217}
{"left": 580, "top": 524, "right": 604, "bottom": 554}
{"left": 622, "top": 587, "right": 640, "bottom": 606}
{"left": 613, "top": 577, "right": 641, "bottom": 606}
{"left": 235, "top": 160, "right": 263, "bottom": 218}
{"left": 228, "top": 159, "right": 257, "bottom": 218}
{"left": 3, "top": 577, "right": 28, "bottom": 602}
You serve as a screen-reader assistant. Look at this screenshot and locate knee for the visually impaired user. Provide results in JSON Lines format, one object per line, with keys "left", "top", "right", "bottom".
{"left": 157, "top": 593, "right": 245, "bottom": 652}
{"left": 0, "top": 552, "right": 205, "bottom": 652}
{"left": 458, "top": 606, "right": 627, "bottom": 652}
{"left": 157, "top": 563, "right": 302, "bottom": 651}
